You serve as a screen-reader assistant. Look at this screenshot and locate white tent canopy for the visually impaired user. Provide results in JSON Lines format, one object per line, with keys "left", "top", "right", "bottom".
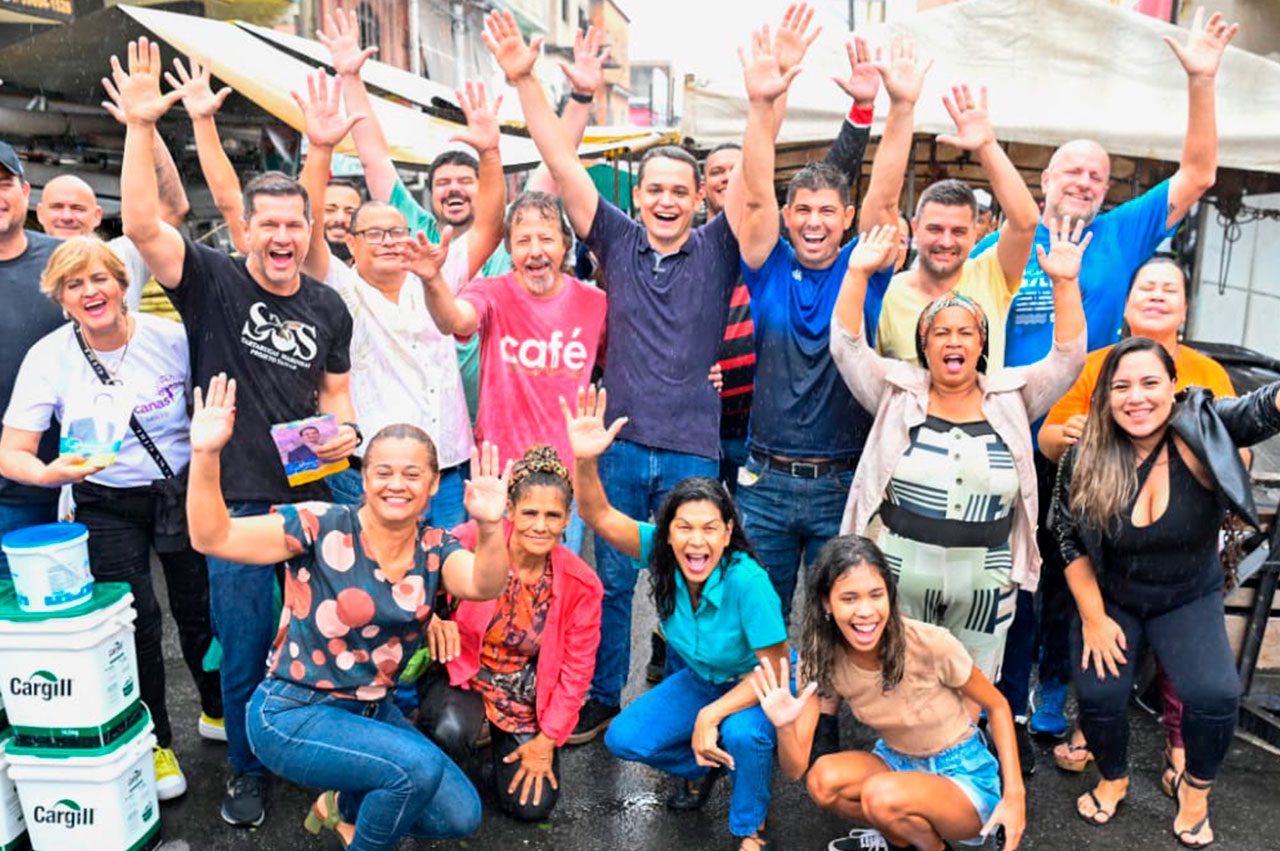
{"left": 680, "top": 0, "right": 1280, "bottom": 174}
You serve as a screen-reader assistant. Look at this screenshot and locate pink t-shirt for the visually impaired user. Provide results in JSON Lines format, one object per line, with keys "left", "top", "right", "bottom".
{"left": 459, "top": 272, "right": 607, "bottom": 467}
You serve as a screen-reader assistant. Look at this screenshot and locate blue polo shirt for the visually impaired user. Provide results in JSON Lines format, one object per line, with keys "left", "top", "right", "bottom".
{"left": 974, "top": 179, "right": 1178, "bottom": 368}
{"left": 635, "top": 522, "right": 787, "bottom": 683}
{"left": 742, "top": 239, "right": 893, "bottom": 459}
{"left": 587, "top": 201, "right": 740, "bottom": 460}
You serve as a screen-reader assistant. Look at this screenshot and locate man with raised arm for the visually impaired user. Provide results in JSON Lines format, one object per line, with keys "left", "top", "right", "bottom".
{"left": 875, "top": 85, "right": 1039, "bottom": 370}
{"left": 980, "top": 7, "right": 1240, "bottom": 764}
{"left": 729, "top": 29, "right": 924, "bottom": 629}
{"left": 115, "top": 38, "right": 357, "bottom": 829}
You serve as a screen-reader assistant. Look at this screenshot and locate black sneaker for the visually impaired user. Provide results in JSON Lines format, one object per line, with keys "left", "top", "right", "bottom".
{"left": 645, "top": 631, "right": 667, "bottom": 683}
{"left": 566, "top": 698, "right": 620, "bottom": 746}
{"left": 221, "top": 773, "right": 266, "bottom": 827}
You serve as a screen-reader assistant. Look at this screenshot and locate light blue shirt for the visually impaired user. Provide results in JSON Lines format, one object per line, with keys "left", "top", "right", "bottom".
{"left": 635, "top": 522, "right": 787, "bottom": 683}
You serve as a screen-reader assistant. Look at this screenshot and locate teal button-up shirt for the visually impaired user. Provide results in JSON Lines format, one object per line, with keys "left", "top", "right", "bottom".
{"left": 635, "top": 522, "right": 787, "bottom": 684}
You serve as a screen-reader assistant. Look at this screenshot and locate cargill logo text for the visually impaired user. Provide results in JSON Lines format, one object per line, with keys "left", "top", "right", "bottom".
{"left": 9, "top": 670, "right": 70, "bottom": 700}
{"left": 33, "top": 799, "right": 94, "bottom": 828}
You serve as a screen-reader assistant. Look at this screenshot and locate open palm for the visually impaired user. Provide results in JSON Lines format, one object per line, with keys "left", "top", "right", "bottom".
{"left": 938, "top": 85, "right": 993, "bottom": 151}
{"left": 559, "top": 26, "right": 607, "bottom": 94}
{"left": 164, "top": 57, "right": 231, "bottom": 120}
{"left": 773, "top": 2, "right": 820, "bottom": 75}
{"left": 874, "top": 34, "right": 931, "bottom": 106}
{"left": 103, "top": 37, "right": 182, "bottom": 126}
{"left": 318, "top": 6, "right": 377, "bottom": 76}
{"left": 190, "top": 374, "right": 237, "bottom": 454}
{"left": 749, "top": 656, "right": 818, "bottom": 729}
{"left": 464, "top": 443, "right": 512, "bottom": 523}
{"left": 450, "top": 81, "right": 502, "bottom": 154}
{"left": 1165, "top": 7, "right": 1239, "bottom": 79}
{"left": 483, "top": 10, "right": 541, "bottom": 83}
{"left": 560, "top": 386, "right": 626, "bottom": 461}
{"left": 1036, "top": 217, "right": 1093, "bottom": 282}
{"left": 834, "top": 37, "right": 880, "bottom": 103}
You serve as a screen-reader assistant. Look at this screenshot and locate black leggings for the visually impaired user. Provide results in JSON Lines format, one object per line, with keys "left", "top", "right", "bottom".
{"left": 1070, "top": 590, "right": 1239, "bottom": 782}
{"left": 417, "top": 666, "right": 562, "bottom": 821}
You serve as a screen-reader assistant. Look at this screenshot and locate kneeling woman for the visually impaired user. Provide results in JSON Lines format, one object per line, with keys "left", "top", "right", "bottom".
{"left": 187, "top": 375, "right": 512, "bottom": 851}
{"left": 566, "top": 387, "right": 788, "bottom": 851}
{"left": 418, "top": 445, "right": 603, "bottom": 820}
{"left": 752, "top": 536, "right": 1025, "bottom": 851}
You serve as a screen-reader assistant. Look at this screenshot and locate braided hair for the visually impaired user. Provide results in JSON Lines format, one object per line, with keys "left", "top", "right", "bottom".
{"left": 508, "top": 445, "right": 573, "bottom": 508}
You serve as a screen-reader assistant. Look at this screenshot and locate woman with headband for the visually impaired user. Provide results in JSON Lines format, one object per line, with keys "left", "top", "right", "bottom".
{"left": 417, "top": 445, "right": 603, "bottom": 821}
{"left": 826, "top": 220, "right": 1086, "bottom": 682}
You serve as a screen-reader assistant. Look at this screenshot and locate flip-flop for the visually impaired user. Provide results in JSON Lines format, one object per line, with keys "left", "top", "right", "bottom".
{"left": 1077, "top": 789, "right": 1123, "bottom": 826}
{"left": 1054, "top": 738, "right": 1095, "bottom": 772}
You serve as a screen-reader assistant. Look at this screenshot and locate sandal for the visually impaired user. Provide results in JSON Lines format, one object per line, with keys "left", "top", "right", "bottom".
{"left": 1077, "top": 788, "right": 1124, "bottom": 826}
{"left": 667, "top": 765, "right": 724, "bottom": 811}
{"left": 738, "top": 828, "right": 773, "bottom": 851}
{"left": 1053, "top": 734, "right": 1095, "bottom": 773}
{"left": 1161, "top": 743, "right": 1180, "bottom": 799}
{"left": 303, "top": 790, "right": 349, "bottom": 849}
{"left": 1173, "top": 773, "right": 1215, "bottom": 848}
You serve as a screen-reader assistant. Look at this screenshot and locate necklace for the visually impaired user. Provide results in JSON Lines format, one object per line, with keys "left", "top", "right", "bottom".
{"left": 86, "top": 316, "right": 134, "bottom": 383}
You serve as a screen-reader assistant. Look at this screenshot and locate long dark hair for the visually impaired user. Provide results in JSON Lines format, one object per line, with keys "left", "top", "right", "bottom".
{"left": 798, "top": 535, "right": 907, "bottom": 694}
{"left": 1069, "top": 336, "right": 1178, "bottom": 529}
{"left": 648, "top": 477, "right": 756, "bottom": 620}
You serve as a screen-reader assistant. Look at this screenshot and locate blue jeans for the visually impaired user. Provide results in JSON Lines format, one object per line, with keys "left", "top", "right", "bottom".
{"left": 207, "top": 501, "right": 279, "bottom": 776}
{"left": 605, "top": 667, "right": 776, "bottom": 838}
{"left": 591, "top": 440, "right": 717, "bottom": 707}
{"left": 872, "top": 729, "right": 1001, "bottom": 841}
{"left": 247, "top": 678, "right": 480, "bottom": 850}
{"left": 719, "top": 435, "right": 750, "bottom": 495}
{"left": 328, "top": 464, "right": 467, "bottom": 530}
{"left": 735, "top": 454, "right": 854, "bottom": 625}
{"left": 0, "top": 500, "right": 57, "bottom": 577}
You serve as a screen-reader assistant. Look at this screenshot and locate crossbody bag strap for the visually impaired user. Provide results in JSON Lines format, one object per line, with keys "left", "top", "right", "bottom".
{"left": 72, "top": 324, "right": 175, "bottom": 479}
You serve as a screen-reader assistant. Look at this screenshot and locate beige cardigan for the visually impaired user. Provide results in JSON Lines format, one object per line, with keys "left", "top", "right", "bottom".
{"left": 829, "top": 316, "right": 1086, "bottom": 592}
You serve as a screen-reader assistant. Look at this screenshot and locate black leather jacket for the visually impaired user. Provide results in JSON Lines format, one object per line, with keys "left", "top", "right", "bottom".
{"left": 1051, "top": 380, "right": 1280, "bottom": 572}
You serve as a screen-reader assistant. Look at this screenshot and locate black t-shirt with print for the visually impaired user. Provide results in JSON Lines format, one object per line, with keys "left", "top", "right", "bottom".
{"left": 168, "top": 239, "right": 352, "bottom": 503}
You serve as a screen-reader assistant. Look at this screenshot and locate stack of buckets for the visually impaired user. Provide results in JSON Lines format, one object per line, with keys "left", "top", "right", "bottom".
{"left": 0, "top": 522, "right": 161, "bottom": 851}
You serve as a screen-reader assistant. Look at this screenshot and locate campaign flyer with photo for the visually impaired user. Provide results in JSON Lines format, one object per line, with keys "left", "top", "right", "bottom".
{"left": 270, "top": 413, "right": 349, "bottom": 487}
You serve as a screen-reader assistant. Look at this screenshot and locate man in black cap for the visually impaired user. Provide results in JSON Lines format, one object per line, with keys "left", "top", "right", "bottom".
{"left": 0, "top": 141, "right": 70, "bottom": 571}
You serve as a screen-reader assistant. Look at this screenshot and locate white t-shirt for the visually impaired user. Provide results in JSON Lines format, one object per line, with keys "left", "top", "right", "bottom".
{"left": 109, "top": 235, "right": 151, "bottom": 314}
{"left": 4, "top": 313, "right": 192, "bottom": 487}
{"left": 323, "top": 255, "right": 474, "bottom": 468}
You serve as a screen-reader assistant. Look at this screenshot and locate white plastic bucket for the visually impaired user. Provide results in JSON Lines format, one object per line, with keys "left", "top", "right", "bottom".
{"left": 7, "top": 713, "right": 158, "bottom": 851}
{"left": 0, "top": 583, "right": 142, "bottom": 751}
{"left": 0, "top": 739, "right": 27, "bottom": 851}
{"left": 1, "top": 523, "right": 92, "bottom": 613}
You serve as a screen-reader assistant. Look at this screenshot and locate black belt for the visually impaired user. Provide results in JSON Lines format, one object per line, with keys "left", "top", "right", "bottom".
{"left": 878, "top": 500, "right": 1013, "bottom": 549}
{"left": 751, "top": 452, "right": 857, "bottom": 479}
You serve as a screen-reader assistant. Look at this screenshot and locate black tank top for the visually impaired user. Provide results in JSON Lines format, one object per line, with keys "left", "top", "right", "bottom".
{"left": 1101, "top": 433, "right": 1224, "bottom": 616}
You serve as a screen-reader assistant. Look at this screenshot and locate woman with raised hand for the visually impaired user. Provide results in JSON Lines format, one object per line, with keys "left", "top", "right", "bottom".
{"left": 750, "top": 535, "right": 1025, "bottom": 851}
{"left": 1051, "top": 338, "right": 1280, "bottom": 846}
{"left": 563, "top": 385, "right": 788, "bottom": 851}
{"left": 186, "top": 373, "right": 512, "bottom": 851}
{"left": 417, "top": 444, "right": 603, "bottom": 821}
{"left": 827, "top": 220, "right": 1086, "bottom": 683}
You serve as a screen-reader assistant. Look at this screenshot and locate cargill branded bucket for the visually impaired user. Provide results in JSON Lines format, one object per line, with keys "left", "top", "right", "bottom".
{"left": 0, "top": 582, "right": 143, "bottom": 751}
{"left": 6, "top": 711, "right": 158, "bottom": 851}
{"left": 0, "top": 735, "right": 28, "bottom": 851}
{"left": 0, "top": 524, "right": 92, "bottom": 613}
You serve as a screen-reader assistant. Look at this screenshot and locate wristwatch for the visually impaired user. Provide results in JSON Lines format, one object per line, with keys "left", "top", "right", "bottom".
{"left": 342, "top": 421, "right": 364, "bottom": 448}
{"left": 569, "top": 90, "right": 594, "bottom": 104}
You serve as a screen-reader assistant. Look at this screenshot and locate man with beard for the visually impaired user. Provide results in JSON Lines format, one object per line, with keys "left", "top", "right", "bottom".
{"left": 297, "top": 71, "right": 486, "bottom": 530}
{"left": 116, "top": 40, "right": 357, "bottom": 828}
{"left": 873, "top": 86, "right": 1039, "bottom": 370}
{"left": 322, "top": 176, "right": 362, "bottom": 266}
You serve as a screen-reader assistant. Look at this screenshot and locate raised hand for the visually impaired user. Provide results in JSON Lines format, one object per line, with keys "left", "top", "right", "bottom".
{"left": 482, "top": 10, "right": 542, "bottom": 84}
{"left": 400, "top": 228, "right": 453, "bottom": 281}
{"left": 749, "top": 656, "right": 818, "bottom": 729}
{"left": 1164, "top": 6, "right": 1239, "bottom": 80}
{"left": 190, "top": 373, "right": 237, "bottom": 454}
{"left": 833, "top": 37, "right": 880, "bottom": 104}
{"left": 1035, "top": 216, "right": 1093, "bottom": 283}
{"left": 317, "top": 5, "right": 378, "bottom": 77}
{"left": 291, "top": 70, "right": 365, "bottom": 148}
{"left": 872, "top": 34, "right": 932, "bottom": 106}
{"left": 937, "top": 84, "right": 994, "bottom": 151}
{"left": 102, "top": 37, "right": 183, "bottom": 126}
{"left": 739, "top": 25, "right": 801, "bottom": 104}
{"left": 559, "top": 385, "right": 627, "bottom": 461}
{"left": 449, "top": 81, "right": 503, "bottom": 154}
{"left": 558, "top": 25, "right": 608, "bottom": 95}
{"left": 774, "top": 2, "right": 821, "bottom": 75}
{"left": 163, "top": 56, "right": 232, "bottom": 120}
{"left": 464, "top": 442, "right": 513, "bottom": 523}
{"left": 847, "top": 223, "right": 899, "bottom": 276}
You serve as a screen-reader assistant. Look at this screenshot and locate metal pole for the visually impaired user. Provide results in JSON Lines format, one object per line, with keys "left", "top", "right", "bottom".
{"left": 450, "top": 1, "right": 467, "bottom": 88}
{"left": 409, "top": 0, "right": 422, "bottom": 76}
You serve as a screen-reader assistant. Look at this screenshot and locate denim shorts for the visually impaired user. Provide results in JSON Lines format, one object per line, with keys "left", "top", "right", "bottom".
{"left": 872, "top": 729, "right": 1001, "bottom": 845}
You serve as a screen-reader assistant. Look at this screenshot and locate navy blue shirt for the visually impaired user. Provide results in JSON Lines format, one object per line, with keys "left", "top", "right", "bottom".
{"left": 587, "top": 200, "right": 739, "bottom": 460}
{"left": 742, "top": 239, "right": 892, "bottom": 459}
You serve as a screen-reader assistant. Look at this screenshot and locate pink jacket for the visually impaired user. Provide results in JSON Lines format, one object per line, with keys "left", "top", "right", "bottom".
{"left": 829, "top": 317, "right": 1086, "bottom": 592}
{"left": 446, "top": 520, "right": 603, "bottom": 746}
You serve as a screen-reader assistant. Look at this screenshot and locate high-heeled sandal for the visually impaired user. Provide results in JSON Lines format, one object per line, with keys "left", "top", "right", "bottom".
{"left": 1173, "top": 773, "right": 1215, "bottom": 849}
{"left": 1053, "top": 733, "right": 1094, "bottom": 773}
{"left": 1161, "top": 743, "right": 1180, "bottom": 799}
{"left": 303, "top": 790, "right": 349, "bottom": 849}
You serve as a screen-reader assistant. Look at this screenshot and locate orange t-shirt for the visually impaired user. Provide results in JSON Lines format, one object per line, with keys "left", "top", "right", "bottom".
{"left": 1044, "top": 343, "right": 1236, "bottom": 427}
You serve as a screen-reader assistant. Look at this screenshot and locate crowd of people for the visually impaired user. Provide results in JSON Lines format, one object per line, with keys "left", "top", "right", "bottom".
{"left": 0, "top": 3, "right": 1274, "bottom": 851}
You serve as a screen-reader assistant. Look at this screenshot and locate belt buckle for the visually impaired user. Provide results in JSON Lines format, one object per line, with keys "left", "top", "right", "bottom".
{"left": 362, "top": 701, "right": 379, "bottom": 718}
{"left": 790, "top": 461, "right": 819, "bottom": 479}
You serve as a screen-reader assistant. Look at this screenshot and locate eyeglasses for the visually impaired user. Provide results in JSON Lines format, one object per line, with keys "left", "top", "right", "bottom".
{"left": 353, "top": 227, "right": 411, "bottom": 244}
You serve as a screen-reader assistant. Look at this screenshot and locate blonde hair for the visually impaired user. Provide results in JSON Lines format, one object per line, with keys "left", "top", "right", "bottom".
{"left": 39, "top": 236, "right": 129, "bottom": 305}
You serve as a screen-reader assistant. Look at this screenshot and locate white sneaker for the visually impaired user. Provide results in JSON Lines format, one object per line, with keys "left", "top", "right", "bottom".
{"left": 198, "top": 712, "right": 227, "bottom": 742}
{"left": 829, "top": 827, "right": 895, "bottom": 851}
{"left": 153, "top": 747, "right": 188, "bottom": 801}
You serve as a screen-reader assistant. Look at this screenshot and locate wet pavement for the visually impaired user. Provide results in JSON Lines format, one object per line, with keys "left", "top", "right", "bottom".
{"left": 147, "top": 561, "right": 1280, "bottom": 851}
